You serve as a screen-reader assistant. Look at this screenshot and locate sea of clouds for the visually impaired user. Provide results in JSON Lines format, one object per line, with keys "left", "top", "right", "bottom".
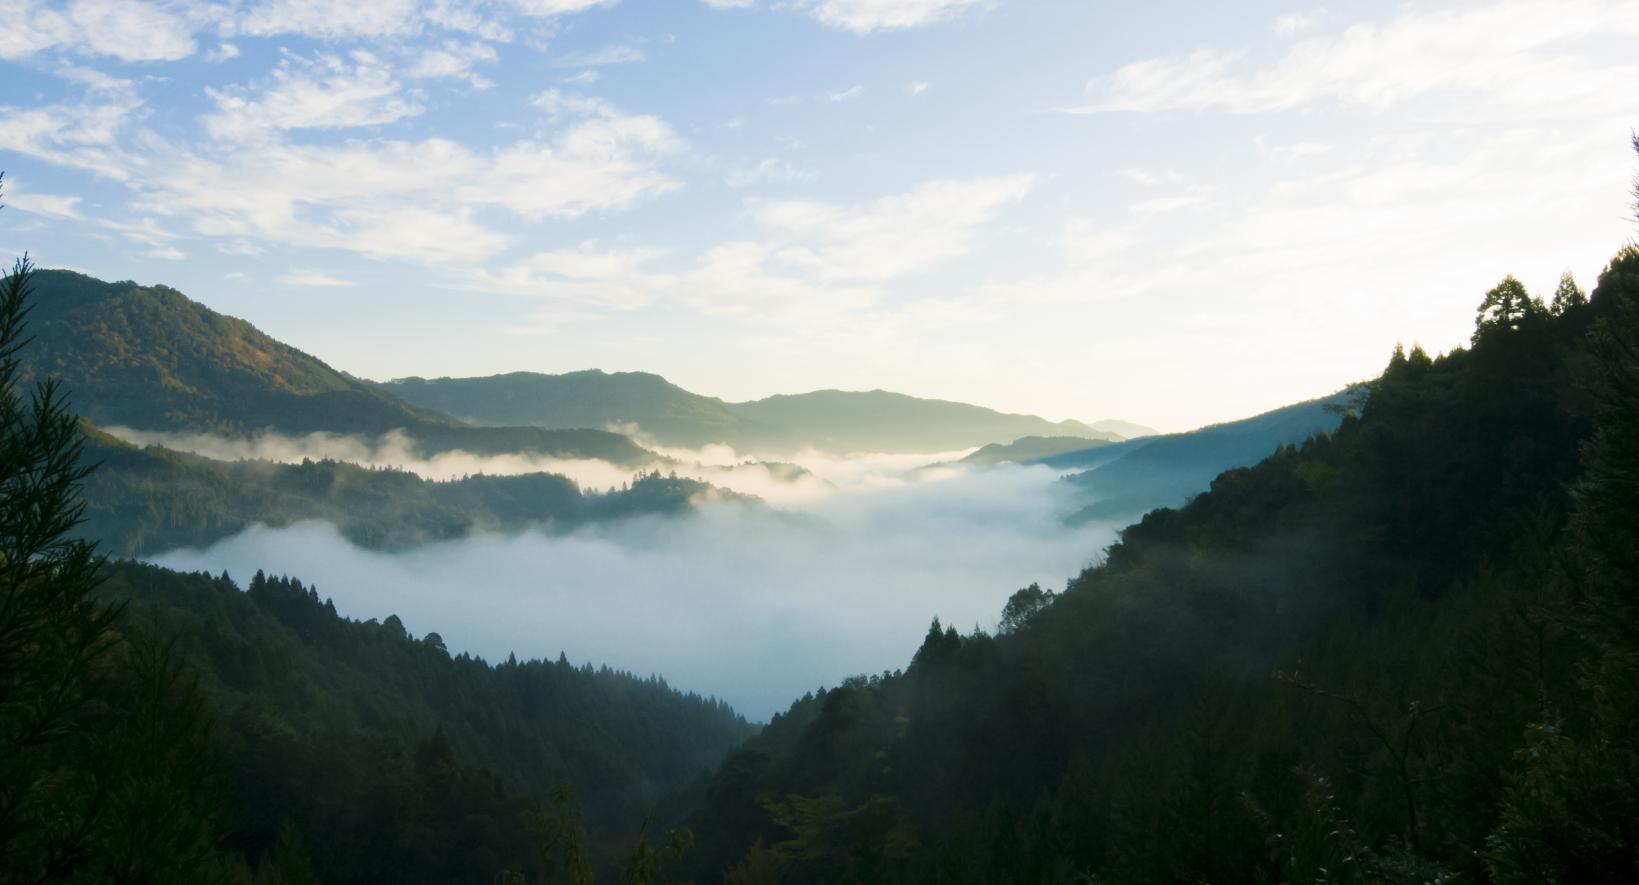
{"left": 131, "top": 427, "right": 1117, "bottom": 719}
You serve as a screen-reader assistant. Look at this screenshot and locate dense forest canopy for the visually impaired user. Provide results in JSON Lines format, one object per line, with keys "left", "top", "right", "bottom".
{"left": 3, "top": 136, "right": 1639, "bottom": 884}
{"left": 75, "top": 424, "right": 749, "bottom": 556}
{"left": 0, "top": 256, "right": 751, "bottom": 884}
{"left": 675, "top": 242, "right": 1639, "bottom": 884}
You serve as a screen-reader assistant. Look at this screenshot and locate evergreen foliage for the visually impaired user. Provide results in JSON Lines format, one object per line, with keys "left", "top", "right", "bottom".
{"left": 21, "top": 270, "right": 654, "bottom": 463}
{"left": 0, "top": 257, "right": 228, "bottom": 883}
{"left": 676, "top": 244, "right": 1639, "bottom": 884}
{"left": 75, "top": 430, "right": 746, "bottom": 556}
{"left": 98, "top": 562, "right": 753, "bottom": 882}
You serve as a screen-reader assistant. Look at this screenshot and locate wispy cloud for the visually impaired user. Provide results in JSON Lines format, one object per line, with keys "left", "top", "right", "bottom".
{"left": 2, "top": 187, "right": 83, "bottom": 220}
{"left": 1, "top": 0, "right": 197, "bottom": 62}
{"left": 701, "top": 0, "right": 992, "bottom": 33}
{"left": 7, "top": 76, "right": 684, "bottom": 266}
{"left": 1073, "top": 0, "right": 1639, "bottom": 116}
{"left": 749, "top": 175, "right": 1034, "bottom": 281}
{"left": 203, "top": 52, "right": 423, "bottom": 142}
{"left": 477, "top": 175, "right": 1034, "bottom": 322}
{"left": 1272, "top": 11, "right": 1320, "bottom": 36}
{"left": 552, "top": 44, "right": 646, "bottom": 67}
{"left": 805, "top": 0, "right": 993, "bottom": 33}
{"left": 724, "top": 157, "right": 815, "bottom": 188}
{"left": 278, "top": 270, "right": 357, "bottom": 287}
{"left": 410, "top": 40, "right": 498, "bottom": 88}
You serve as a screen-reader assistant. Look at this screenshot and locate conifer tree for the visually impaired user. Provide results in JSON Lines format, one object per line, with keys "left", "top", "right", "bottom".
{"left": 0, "top": 256, "right": 225, "bottom": 883}
{"left": 1550, "top": 271, "right": 1587, "bottom": 315}
{"left": 1473, "top": 275, "right": 1546, "bottom": 342}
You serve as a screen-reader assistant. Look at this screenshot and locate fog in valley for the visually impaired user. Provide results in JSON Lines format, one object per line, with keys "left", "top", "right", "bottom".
{"left": 104, "top": 425, "right": 979, "bottom": 505}
{"left": 148, "top": 445, "right": 1116, "bottom": 719}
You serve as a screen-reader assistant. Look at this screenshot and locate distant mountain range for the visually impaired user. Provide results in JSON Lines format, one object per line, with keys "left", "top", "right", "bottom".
{"left": 1040, "top": 390, "right": 1363, "bottom": 522}
{"left": 934, "top": 396, "right": 1354, "bottom": 523}
{"left": 32, "top": 269, "right": 1148, "bottom": 459}
{"left": 27, "top": 267, "right": 1338, "bottom": 553}
{"left": 727, "top": 389, "right": 1128, "bottom": 454}
{"left": 379, "top": 371, "right": 760, "bottom": 449}
{"left": 957, "top": 435, "right": 1116, "bottom": 467}
{"left": 385, "top": 373, "right": 1144, "bottom": 454}
{"left": 26, "top": 271, "right": 650, "bottom": 465}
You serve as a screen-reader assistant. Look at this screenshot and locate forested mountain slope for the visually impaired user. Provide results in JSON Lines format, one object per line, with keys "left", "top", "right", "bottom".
{"left": 0, "top": 258, "right": 752, "bottom": 884}
{"left": 389, "top": 372, "right": 1128, "bottom": 454}
{"left": 1039, "top": 391, "right": 1356, "bottom": 522}
{"left": 26, "top": 270, "right": 652, "bottom": 463}
{"left": 100, "top": 562, "right": 755, "bottom": 881}
{"left": 382, "top": 370, "right": 770, "bottom": 449}
{"left": 75, "top": 424, "right": 741, "bottom": 556}
{"left": 957, "top": 435, "right": 1113, "bottom": 467}
{"left": 723, "top": 389, "right": 1119, "bottom": 454}
{"left": 676, "top": 253, "right": 1637, "bottom": 883}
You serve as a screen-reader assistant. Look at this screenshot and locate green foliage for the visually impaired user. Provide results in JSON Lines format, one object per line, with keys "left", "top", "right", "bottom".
{"left": 75, "top": 430, "right": 743, "bottom": 555}
{"left": 676, "top": 245, "right": 1635, "bottom": 884}
{"left": 97, "top": 562, "right": 754, "bottom": 881}
{"left": 1483, "top": 244, "right": 1639, "bottom": 883}
{"left": 998, "top": 583, "right": 1054, "bottom": 634}
{"left": 1473, "top": 274, "right": 1548, "bottom": 343}
{"left": 1551, "top": 271, "right": 1587, "bottom": 315}
{"left": 22, "top": 270, "right": 653, "bottom": 463}
{"left": 0, "top": 257, "right": 228, "bottom": 883}
{"left": 1632, "top": 131, "right": 1639, "bottom": 221}
{"left": 1057, "top": 391, "right": 1356, "bottom": 522}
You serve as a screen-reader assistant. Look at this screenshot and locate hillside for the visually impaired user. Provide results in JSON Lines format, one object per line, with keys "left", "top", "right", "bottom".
{"left": 382, "top": 370, "right": 769, "bottom": 449}
{"left": 385, "top": 372, "right": 1130, "bottom": 454}
{"left": 77, "top": 424, "right": 744, "bottom": 557}
{"left": 957, "top": 435, "right": 1112, "bottom": 467}
{"left": 100, "top": 561, "right": 755, "bottom": 879}
{"left": 673, "top": 248, "right": 1638, "bottom": 883}
{"left": 1084, "top": 417, "right": 1158, "bottom": 438}
{"left": 725, "top": 389, "right": 1121, "bottom": 454}
{"left": 26, "top": 270, "right": 651, "bottom": 464}
{"left": 1048, "top": 391, "right": 1358, "bottom": 522}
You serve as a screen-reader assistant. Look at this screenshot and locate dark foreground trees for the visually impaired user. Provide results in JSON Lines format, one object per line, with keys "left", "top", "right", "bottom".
{"left": 677, "top": 223, "right": 1639, "bottom": 880}
{"left": 0, "top": 254, "right": 743, "bottom": 883}
{"left": 0, "top": 257, "right": 224, "bottom": 882}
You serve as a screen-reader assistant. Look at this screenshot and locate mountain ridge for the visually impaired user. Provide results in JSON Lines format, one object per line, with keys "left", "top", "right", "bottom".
{"left": 25, "top": 270, "right": 656, "bottom": 464}
{"left": 386, "top": 372, "right": 1139, "bottom": 454}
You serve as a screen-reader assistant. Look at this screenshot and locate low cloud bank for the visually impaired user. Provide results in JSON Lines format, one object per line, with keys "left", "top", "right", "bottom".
{"left": 149, "top": 461, "right": 1117, "bottom": 720}
{"left": 103, "top": 426, "right": 970, "bottom": 505}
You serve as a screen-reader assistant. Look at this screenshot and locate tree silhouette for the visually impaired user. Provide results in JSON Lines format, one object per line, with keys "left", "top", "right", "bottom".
{"left": 1473, "top": 275, "right": 1545, "bottom": 342}
{"left": 0, "top": 257, "right": 224, "bottom": 883}
{"left": 1550, "top": 271, "right": 1586, "bottom": 315}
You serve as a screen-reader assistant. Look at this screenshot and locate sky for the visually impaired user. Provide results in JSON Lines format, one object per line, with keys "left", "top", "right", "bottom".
{"left": 3, "top": 0, "right": 1637, "bottom": 431}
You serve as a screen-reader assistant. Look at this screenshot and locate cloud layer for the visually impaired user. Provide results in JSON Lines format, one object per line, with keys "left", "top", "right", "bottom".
{"left": 151, "top": 458, "right": 1111, "bottom": 720}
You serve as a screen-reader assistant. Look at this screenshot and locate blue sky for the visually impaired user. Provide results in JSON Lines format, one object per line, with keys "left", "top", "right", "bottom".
{"left": 2, "top": 0, "right": 1636, "bottom": 431}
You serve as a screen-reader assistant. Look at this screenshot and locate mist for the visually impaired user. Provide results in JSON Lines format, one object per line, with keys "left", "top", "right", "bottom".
{"left": 102, "top": 426, "right": 977, "bottom": 505}
{"left": 149, "top": 459, "right": 1119, "bottom": 720}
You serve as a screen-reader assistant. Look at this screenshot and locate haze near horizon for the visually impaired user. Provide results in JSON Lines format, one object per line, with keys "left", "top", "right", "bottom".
{"left": 4, "top": 0, "right": 1636, "bottom": 431}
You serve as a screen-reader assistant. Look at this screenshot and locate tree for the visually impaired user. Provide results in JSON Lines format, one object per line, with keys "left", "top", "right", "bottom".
{"left": 999, "top": 583, "right": 1055, "bottom": 634}
{"left": 1473, "top": 275, "right": 1546, "bottom": 342}
{"left": 0, "top": 256, "right": 225, "bottom": 883}
{"left": 1549, "top": 271, "right": 1586, "bottom": 315}
{"left": 1631, "top": 132, "right": 1638, "bottom": 222}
